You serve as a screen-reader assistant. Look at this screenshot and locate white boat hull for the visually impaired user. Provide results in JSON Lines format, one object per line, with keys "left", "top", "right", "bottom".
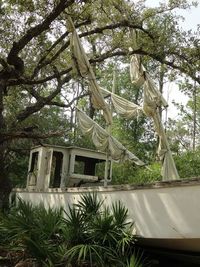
{"left": 13, "top": 178, "right": 200, "bottom": 252}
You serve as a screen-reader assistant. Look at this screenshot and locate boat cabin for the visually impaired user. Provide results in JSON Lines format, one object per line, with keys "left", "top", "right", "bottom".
{"left": 27, "top": 145, "right": 111, "bottom": 190}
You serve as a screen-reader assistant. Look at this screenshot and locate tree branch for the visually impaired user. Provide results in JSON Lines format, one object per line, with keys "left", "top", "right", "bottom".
{"left": 7, "top": 0, "right": 75, "bottom": 59}
{"left": 91, "top": 49, "right": 200, "bottom": 84}
{"left": 31, "top": 19, "right": 154, "bottom": 75}
{"left": 48, "top": 92, "right": 88, "bottom": 107}
{"left": 141, "top": 3, "right": 195, "bottom": 22}
{"left": 16, "top": 78, "right": 65, "bottom": 122}
{"left": 0, "top": 58, "right": 9, "bottom": 69}
{"left": 7, "top": 45, "right": 200, "bottom": 88}
{"left": 32, "top": 19, "right": 91, "bottom": 77}
{"left": 8, "top": 70, "right": 72, "bottom": 86}
{"left": 1, "top": 130, "right": 66, "bottom": 143}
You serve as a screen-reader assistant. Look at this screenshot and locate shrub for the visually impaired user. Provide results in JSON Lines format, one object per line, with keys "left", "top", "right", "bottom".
{"left": 174, "top": 149, "right": 200, "bottom": 178}
{"left": 0, "top": 195, "right": 145, "bottom": 267}
{"left": 0, "top": 199, "right": 64, "bottom": 265}
{"left": 112, "top": 162, "right": 161, "bottom": 185}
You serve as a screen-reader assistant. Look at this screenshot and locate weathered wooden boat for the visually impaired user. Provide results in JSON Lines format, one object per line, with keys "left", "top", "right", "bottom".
{"left": 13, "top": 144, "right": 200, "bottom": 253}
{"left": 12, "top": 17, "right": 200, "bottom": 255}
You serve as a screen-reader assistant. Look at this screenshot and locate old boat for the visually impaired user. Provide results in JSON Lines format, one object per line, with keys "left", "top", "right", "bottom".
{"left": 13, "top": 143, "right": 200, "bottom": 253}
{"left": 12, "top": 17, "right": 200, "bottom": 253}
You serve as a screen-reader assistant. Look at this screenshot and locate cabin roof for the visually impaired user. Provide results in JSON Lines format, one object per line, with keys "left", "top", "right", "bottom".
{"left": 31, "top": 144, "right": 106, "bottom": 155}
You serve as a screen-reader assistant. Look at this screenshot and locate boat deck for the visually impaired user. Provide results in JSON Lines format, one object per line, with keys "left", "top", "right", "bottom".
{"left": 13, "top": 176, "right": 200, "bottom": 193}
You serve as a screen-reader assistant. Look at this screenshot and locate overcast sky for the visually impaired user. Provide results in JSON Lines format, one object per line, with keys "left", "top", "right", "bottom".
{"left": 145, "top": 0, "right": 199, "bottom": 32}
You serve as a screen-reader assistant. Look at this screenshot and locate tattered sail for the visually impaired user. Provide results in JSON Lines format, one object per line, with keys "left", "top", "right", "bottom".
{"left": 76, "top": 109, "right": 144, "bottom": 166}
{"left": 68, "top": 16, "right": 178, "bottom": 181}
{"left": 130, "top": 55, "right": 146, "bottom": 87}
{"left": 67, "top": 17, "right": 112, "bottom": 125}
{"left": 100, "top": 87, "right": 143, "bottom": 119}
{"left": 130, "top": 55, "right": 179, "bottom": 180}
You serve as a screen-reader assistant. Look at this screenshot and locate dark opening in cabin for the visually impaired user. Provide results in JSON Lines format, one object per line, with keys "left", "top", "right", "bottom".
{"left": 49, "top": 151, "right": 63, "bottom": 188}
{"left": 30, "top": 152, "right": 39, "bottom": 173}
{"left": 74, "top": 155, "right": 105, "bottom": 177}
{"left": 28, "top": 151, "right": 39, "bottom": 186}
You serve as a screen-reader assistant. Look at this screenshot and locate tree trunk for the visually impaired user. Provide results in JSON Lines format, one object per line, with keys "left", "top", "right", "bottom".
{"left": 0, "top": 81, "right": 12, "bottom": 211}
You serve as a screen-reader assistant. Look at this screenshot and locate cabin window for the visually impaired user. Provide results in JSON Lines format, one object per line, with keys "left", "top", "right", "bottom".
{"left": 74, "top": 155, "right": 105, "bottom": 178}
{"left": 74, "top": 159, "right": 85, "bottom": 174}
{"left": 30, "top": 152, "right": 39, "bottom": 173}
{"left": 28, "top": 151, "right": 39, "bottom": 186}
{"left": 49, "top": 151, "right": 63, "bottom": 188}
{"left": 74, "top": 156, "right": 95, "bottom": 176}
{"left": 95, "top": 161, "right": 105, "bottom": 179}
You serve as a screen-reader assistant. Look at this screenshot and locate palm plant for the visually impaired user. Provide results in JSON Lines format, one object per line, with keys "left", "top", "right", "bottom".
{"left": 112, "top": 201, "right": 132, "bottom": 230}
{"left": 0, "top": 199, "right": 36, "bottom": 249}
{"left": 75, "top": 192, "right": 104, "bottom": 219}
{"left": 111, "top": 201, "right": 135, "bottom": 258}
{"left": 0, "top": 195, "right": 145, "bottom": 267}
{"left": 64, "top": 193, "right": 137, "bottom": 267}
{"left": 127, "top": 253, "right": 144, "bottom": 267}
{"left": 24, "top": 204, "right": 63, "bottom": 265}
{"left": 61, "top": 205, "right": 87, "bottom": 246}
{"left": 0, "top": 199, "right": 64, "bottom": 265}
{"left": 90, "top": 207, "right": 119, "bottom": 247}
{"left": 65, "top": 243, "right": 110, "bottom": 267}
{"left": 0, "top": 212, "right": 9, "bottom": 246}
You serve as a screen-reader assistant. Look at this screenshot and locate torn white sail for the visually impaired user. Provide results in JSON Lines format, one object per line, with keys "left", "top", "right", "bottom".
{"left": 130, "top": 55, "right": 146, "bottom": 87}
{"left": 76, "top": 108, "right": 144, "bottom": 166}
{"left": 67, "top": 17, "right": 112, "bottom": 125}
{"left": 100, "top": 87, "right": 143, "bottom": 119}
{"left": 130, "top": 54, "right": 179, "bottom": 180}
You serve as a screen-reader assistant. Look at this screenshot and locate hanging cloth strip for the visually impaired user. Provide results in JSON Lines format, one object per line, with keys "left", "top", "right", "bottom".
{"left": 129, "top": 55, "right": 179, "bottom": 181}
{"left": 130, "top": 55, "right": 146, "bottom": 87}
{"left": 76, "top": 108, "right": 144, "bottom": 166}
{"left": 100, "top": 87, "right": 143, "bottom": 119}
{"left": 67, "top": 17, "right": 112, "bottom": 125}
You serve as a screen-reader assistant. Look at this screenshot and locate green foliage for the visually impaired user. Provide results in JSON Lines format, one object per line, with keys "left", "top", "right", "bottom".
{"left": 8, "top": 150, "right": 29, "bottom": 187}
{"left": 127, "top": 253, "right": 144, "bottom": 267}
{"left": 65, "top": 243, "right": 109, "bottom": 267}
{"left": 62, "top": 205, "right": 87, "bottom": 246}
{"left": 63, "top": 193, "right": 137, "bottom": 266}
{"left": 91, "top": 208, "right": 118, "bottom": 246}
{"left": 131, "top": 163, "right": 162, "bottom": 184}
{"left": 112, "top": 162, "right": 162, "bottom": 185}
{"left": 0, "top": 199, "right": 63, "bottom": 264}
{"left": 112, "top": 201, "right": 130, "bottom": 229}
{"left": 76, "top": 192, "right": 104, "bottom": 218}
{"left": 169, "top": 80, "right": 200, "bottom": 153}
{"left": 0, "top": 195, "right": 144, "bottom": 266}
{"left": 174, "top": 149, "right": 200, "bottom": 178}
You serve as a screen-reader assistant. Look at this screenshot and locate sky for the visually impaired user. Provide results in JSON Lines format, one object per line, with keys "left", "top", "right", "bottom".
{"left": 144, "top": 0, "right": 200, "bottom": 120}
{"left": 145, "top": 0, "right": 199, "bottom": 31}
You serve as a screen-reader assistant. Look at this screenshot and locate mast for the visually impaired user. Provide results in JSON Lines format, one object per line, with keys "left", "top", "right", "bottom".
{"left": 104, "top": 67, "right": 117, "bottom": 185}
{"left": 109, "top": 68, "right": 117, "bottom": 181}
{"left": 192, "top": 81, "right": 197, "bottom": 151}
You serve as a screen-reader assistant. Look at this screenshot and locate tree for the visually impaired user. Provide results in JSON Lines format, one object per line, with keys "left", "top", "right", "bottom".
{"left": 168, "top": 79, "right": 200, "bottom": 152}
{"left": 0, "top": 0, "right": 199, "bottom": 209}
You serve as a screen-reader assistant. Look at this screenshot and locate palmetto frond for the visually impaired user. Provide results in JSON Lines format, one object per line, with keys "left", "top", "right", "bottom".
{"left": 65, "top": 244, "right": 109, "bottom": 267}
{"left": 127, "top": 252, "right": 144, "bottom": 267}
{"left": 61, "top": 205, "right": 87, "bottom": 246}
{"left": 112, "top": 200, "right": 132, "bottom": 229}
{"left": 76, "top": 192, "right": 104, "bottom": 218}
